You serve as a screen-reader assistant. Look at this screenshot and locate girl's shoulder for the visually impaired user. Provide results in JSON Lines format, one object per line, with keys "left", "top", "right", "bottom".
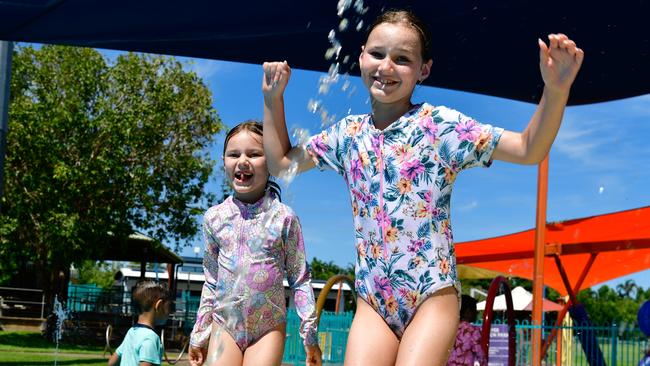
{"left": 418, "top": 102, "right": 473, "bottom": 124}
{"left": 203, "top": 198, "right": 234, "bottom": 220}
{"left": 271, "top": 199, "right": 299, "bottom": 220}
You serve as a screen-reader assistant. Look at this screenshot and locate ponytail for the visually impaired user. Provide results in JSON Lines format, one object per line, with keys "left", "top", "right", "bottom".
{"left": 266, "top": 180, "right": 282, "bottom": 201}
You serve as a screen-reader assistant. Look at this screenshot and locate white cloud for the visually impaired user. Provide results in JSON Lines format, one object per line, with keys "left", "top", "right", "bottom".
{"left": 554, "top": 114, "right": 621, "bottom": 167}
{"left": 456, "top": 200, "right": 478, "bottom": 212}
{"left": 186, "top": 59, "right": 221, "bottom": 79}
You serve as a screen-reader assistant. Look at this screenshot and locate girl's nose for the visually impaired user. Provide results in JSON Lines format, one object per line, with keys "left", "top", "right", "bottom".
{"left": 237, "top": 157, "right": 250, "bottom": 168}
{"left": 378, "top": 57, "right": 393, "bottom": 73}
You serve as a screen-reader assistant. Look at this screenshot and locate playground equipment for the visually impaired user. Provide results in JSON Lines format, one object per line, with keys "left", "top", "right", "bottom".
{"left": 481, "top": 276, "right": 516, "bottom": 366}
{"left": 315, "top": 274, "right": 356, "bottom": 325}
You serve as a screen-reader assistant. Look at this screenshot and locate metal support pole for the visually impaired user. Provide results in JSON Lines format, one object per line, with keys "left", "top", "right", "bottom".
{"left": 0, "top": 41, "right": 14, "bottom": 212}
{"left": 532, "top": 155, "right": 549, "bottom": 366}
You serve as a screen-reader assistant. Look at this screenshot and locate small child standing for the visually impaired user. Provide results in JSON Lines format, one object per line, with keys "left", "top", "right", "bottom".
{"left": 108, "top": 280, "right": 171, "bottom": 366}
{"left": 188, "top": 121, "right": 322, "bottom": 366}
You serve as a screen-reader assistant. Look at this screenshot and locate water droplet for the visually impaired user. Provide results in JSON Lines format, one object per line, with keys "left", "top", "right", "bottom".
{"left": 337, "top": 0, "right": 353, "bottom": 16}
{"left": 278, "top": 160, "right": 299, "bottom": 186}
{"left": 292, "top": 126, "right": 311, "bottom": 146}
{"left": 353, "top": 0, "right": 368, "bottom": 14}
{"left": 598, "top": 186, "right": 605, "bottom": 194}
{"left": 342, "top": 79, "right": 351, "bottom": 91}
{"left": 339, "top": 19, "right": 349, "bottom": 31}
{"left": 308, "top": 99, "right": 322, "bottom": 113}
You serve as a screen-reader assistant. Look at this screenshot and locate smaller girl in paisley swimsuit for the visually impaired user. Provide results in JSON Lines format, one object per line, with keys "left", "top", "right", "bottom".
{"left": 188, "top": 121, "right": 322, "bottom": 366}
{"left": 262, "top": 9, "right": 583, "bottom": 366}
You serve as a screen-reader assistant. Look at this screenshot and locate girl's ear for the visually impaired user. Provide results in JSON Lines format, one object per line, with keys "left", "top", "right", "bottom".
{"left": 358, "top": 45, "right": 365, "bottom": 67}
{"left": 419, "top": 59, "right": 433, "bottom": 82}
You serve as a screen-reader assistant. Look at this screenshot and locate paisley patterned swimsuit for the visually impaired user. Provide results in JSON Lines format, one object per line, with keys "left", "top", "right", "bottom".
{"left": 190, "top": 191, "right": 318, "bottom": 350}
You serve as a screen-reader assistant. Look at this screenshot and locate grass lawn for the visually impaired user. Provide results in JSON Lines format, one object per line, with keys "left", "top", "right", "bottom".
{"left": 0, "top": 331, "right": 108, "bottom": 365}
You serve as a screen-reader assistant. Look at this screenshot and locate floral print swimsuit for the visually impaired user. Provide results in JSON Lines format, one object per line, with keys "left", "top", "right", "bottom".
{"left": 189, "top": 191, "right": 318, "bottom": 350}
{"left": 307, "top": 103, "right": 502, "bottom": 338}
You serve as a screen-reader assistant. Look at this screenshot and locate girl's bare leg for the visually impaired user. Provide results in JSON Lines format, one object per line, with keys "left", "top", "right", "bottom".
{"left": 205, "top": 323, "right": 244, "bottom": 366}
{"left": 242, "top": 323, "right": 286, "bottom": 366}
{"left": 395, "top": 286, "right": 460, "bottom": 366}
{"left": 344, "top": 297, "right": 399, "bottom": 366}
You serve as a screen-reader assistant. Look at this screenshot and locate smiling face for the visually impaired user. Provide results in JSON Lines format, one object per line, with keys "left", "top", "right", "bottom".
{"left": 223, "top": 130, "right": 269, "bottom": 203}
{"left": 359, "top": 22, "right": 432, "bottom": 108}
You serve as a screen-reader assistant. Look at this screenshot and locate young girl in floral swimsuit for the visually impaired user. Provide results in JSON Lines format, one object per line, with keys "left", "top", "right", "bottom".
{"left": 262, "top": 9, "right": 583, "bottom": 366}
{"left": 188, "top": 121, "right": 322, "bottom": 366}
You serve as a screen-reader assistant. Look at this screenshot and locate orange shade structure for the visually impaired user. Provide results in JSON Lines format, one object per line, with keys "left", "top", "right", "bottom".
{"left": 455, "top": 205, "right": 650, "bottom": 296}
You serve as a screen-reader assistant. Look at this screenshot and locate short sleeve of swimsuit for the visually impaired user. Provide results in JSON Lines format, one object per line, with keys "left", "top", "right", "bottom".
{"left": 432, "top": 106, "right": 503, "bottom": 172}
{"left": 306, "top": 115, "right": 355, "bottom": 175}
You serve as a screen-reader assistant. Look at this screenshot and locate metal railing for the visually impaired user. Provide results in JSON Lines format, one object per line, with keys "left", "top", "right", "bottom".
{"left": 0, "top": 286, "right": 45, "bottom": 319}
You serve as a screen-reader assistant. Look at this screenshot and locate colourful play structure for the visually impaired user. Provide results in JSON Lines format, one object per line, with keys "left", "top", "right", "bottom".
{"left": 456, "top": 205, "right": 650, "bottom": 365}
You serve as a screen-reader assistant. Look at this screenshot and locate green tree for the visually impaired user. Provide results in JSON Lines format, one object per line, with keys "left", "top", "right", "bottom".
{"left": 309, "top": 258, "right": 354, "bottom": 281}
{"left": 73, "top": 260, "right": 120, "bottom": 289}
{"left": 577, "top": 285, "right": 645, "bottom": 325}
{"left": 0, "top": 45, "right": 223, "bottom": 307}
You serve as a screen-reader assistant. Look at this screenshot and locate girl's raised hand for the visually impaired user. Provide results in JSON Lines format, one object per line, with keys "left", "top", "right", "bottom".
{"left": 262, "top": 61, "right": 291, "bottom": 102}
{"left": 538, "top": 33, "right": 584, "bottom": 95}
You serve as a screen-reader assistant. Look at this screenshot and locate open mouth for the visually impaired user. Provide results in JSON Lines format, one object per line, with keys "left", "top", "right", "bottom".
{"left": 372, "top": 76, "right": 398, "bottom": 89}
{"left": 234, "top": 171, "right": 254, "bottom": 184}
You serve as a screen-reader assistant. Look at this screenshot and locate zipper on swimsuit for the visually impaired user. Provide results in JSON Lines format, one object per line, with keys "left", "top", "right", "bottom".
{"left": 378, "top": 133, "right": 389, "bottom": 261}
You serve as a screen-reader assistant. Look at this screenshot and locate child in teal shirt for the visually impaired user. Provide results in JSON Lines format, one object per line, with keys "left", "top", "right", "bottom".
{"left": 108, "top": 280, "right": 171, "bottom": 366}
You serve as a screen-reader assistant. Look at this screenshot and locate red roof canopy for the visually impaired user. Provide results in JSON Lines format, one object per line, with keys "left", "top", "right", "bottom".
{"left": 455, "top": 206, "right": 650, "bottom": 295}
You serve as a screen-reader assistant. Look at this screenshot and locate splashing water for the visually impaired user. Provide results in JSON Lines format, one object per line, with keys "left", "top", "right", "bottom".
{"left": 314, "top": 0, "right": 367, "bottom": 129}
{"left": 292, "top": 126, "right": 311, "bottom": 146}
{"left": 52, "top": 295, "right": 68, "bottom": 366}
{"left": 278, "top": 160, "right": 299, "bottom": 186}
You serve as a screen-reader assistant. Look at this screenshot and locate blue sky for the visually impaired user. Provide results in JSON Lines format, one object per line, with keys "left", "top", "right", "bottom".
{"left": 173, "top": 57, "right": 650, "bottom": 291}
{"left": 90, "top": 46, "right": 650, "bottom": 291}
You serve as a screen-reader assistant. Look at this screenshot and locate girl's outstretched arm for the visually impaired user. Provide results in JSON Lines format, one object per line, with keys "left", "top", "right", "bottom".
{"left": 282, "top": 215, "right": 320, "bottom": 363}
{"left": 188, "top": 217, "right": 219, "bottom": 353}
{"left": 262, "top": 61, "right": 315, "bottom": 177}
{"left": 493, "top": 33, "right": 584, "bottom": 165}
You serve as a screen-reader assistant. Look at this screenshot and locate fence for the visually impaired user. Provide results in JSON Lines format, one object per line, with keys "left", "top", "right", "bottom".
{"left": 283, "top": 311, "right": 352, "bottom": 366}
{"left": 282, "top": 315, "right": 649, "bottom": 366}
{"left": 65, "top": 285, "right": 650, "bottom": 365}
{"left": 495, "top": 319, "right": 649, "bottom": 366}
{"left": 0, "top": 286, "right": 45, "bottom": 319}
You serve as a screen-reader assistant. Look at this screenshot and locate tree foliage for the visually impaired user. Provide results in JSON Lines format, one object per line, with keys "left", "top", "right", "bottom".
{"left": 309, "top": 258, "right": 354, "bottom": 281}
{"left": 577, "top": 283, "right": 650, "bottom": 325}
{"left": 72, "top": 260, "right": 120, "bottom": 289}
{"left": 0, "top": 45, "right": 223, "bottom": 298}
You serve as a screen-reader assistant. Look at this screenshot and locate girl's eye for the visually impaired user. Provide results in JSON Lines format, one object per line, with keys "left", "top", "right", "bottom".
{"left": 396, "top": 56, "right": 411, "bottom": 64}
{"left": 370, "top": 51, "right": 384, "bottom": 59}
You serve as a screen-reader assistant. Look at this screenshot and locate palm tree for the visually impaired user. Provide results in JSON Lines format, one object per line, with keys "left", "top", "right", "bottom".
{"left": 616, "top": 279, "right": 638, "bottom": 299}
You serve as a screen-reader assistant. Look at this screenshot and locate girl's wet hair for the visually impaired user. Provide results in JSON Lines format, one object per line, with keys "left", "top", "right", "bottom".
{"left": 367, "top": 9, "right": 433, "bottom": 62}
{"left": 223, "top": 120, "right": 282, "bottom": 200}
